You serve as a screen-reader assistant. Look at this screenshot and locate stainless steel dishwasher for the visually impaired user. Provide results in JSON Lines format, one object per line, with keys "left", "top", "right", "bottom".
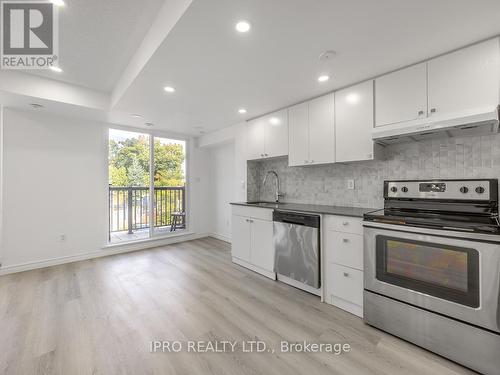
{"left": 273, "top": 210, "right": 320, "bottom": 294}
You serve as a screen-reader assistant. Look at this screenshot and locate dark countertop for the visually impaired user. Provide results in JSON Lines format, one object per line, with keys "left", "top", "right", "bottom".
{"left": 230, "top": 201, "right": 378, "bottom": 218}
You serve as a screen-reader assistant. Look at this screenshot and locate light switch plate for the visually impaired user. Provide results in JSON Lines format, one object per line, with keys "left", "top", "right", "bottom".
{"left": 347, "top": 179, "right": 355, "bottom": 190}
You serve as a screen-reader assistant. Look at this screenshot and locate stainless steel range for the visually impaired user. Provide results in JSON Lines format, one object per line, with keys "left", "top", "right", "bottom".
{"left": 363, "top": 179, "right": 500, "bottom": 375}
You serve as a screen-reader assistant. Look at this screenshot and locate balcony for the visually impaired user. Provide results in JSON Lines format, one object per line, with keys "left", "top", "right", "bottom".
{"left": 109, "top": 186, "right": 185, "bottom": 243}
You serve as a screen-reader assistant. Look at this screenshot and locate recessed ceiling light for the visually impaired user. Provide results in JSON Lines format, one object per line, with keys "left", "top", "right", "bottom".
{"left": 131, "top": 114, "right": 143, "bottom": 118}
{"left": 145, "top": 122, "right": 154, "bottom": 127}
{"left": 29, "top": 103, "right": 44, "bottom": 109}
{"left": 238, "top": 108, "right": 247, "bottom": 114}
{"left": 269, "top": 117, "right": 281, "bottom": 125}
{"left": 164, "top": 86, "right": 175, "bottom": 93}
{"left": 50, "top": 66, "right": 63, "bottom": 73}
{"left": 235, "top": 20, "right": 251, "bottom": 33}
{"left": 51, "top": 0, "right": 65, "bottom": 7}
{"left": 318, "top": 75, "right": 330, "bottom": 83}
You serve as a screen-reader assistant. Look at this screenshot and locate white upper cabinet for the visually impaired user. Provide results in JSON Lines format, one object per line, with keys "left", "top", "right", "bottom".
{"left": 265, "top": 109, "right": 288, "bottom": 158}
{"left": 288, "top": 93, "right": 335, "bottom": 166}
{"left": 247, "top": 110, "right": 288, "bottom": 160}
{"left": 335, "top": 81, "right": 375, "bottom": 163}
{"left": 247, "top": 118, "right": 266, "bottom": 160}
{"left": 428, "top": 38, "right": 500, "bottom": 119}
{"left": 288, "top": 102, "right": 309, "bottom": 166}
{"left": 375, "top": 63, "right": 428, "bottom": 127}
{"left": 309, "top": 94, "right": 335, "bottom": 164}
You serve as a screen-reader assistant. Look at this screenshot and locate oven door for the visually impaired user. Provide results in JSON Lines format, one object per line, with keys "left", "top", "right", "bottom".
{"left": 364, "top": 222, "right": 500, "bottom": 333}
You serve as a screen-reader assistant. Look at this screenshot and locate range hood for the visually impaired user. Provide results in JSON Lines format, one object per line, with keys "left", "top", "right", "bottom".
{"left": 372, "top": 106, "right": 499, "bottom": 145}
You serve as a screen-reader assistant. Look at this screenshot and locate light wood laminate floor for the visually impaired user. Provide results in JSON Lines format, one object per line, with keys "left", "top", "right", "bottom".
{"left": 0, "top": 237, "right": 475, "bottom": 375}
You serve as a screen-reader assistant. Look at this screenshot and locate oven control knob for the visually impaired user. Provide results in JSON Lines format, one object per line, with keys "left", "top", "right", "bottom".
{"left": 390, "top": 186, "right": 397, "bottom": 193}
{"left": 460, "top": 186, "right": 469, "bottom": 194}
{"left": 401, "top": 187, "right": 408, "bottom": 193}
{"left": 475, "top": 186, "right": 485, "bottom": 194}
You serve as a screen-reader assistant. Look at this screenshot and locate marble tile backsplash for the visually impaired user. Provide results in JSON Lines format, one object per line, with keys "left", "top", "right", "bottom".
{"left": 247, "top": 134, "right": 500, "bottom": 209}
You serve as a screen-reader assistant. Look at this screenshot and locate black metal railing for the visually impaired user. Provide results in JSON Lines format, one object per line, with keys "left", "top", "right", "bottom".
{"left": 109, "top": 186, "right": 185, "bottom": 234}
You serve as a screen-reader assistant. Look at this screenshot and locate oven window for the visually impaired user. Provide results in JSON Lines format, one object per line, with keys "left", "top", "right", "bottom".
{"left": 376, "top": 236, "right": 479, "bottom": 307}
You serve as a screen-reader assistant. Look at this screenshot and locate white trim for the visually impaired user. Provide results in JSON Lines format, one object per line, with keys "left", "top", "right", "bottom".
{"left": 232, "top": 257, "right": 276, "bottom": 280}
{"left": 103, "top": 125, "right": 111, "bottom": 245}
{"left": 107, "top": 123, "right": 191, "bottom": 143}
{"left": 105, "top": 230, "right": 194, "bottom": 248}
{"left": 0, "top": 105, "right": 3, "bottom": 266}
{"left": 208, "top": 232, "right": 231, "bottom": 243}
{"left": 149, "top": 133, "right": 154, "bottom": 238}
{"left": 0, "top": 232, "right": 209, "bottom": 276}
{"left": 106, "top": 126, "right": 191, "bottom": 244}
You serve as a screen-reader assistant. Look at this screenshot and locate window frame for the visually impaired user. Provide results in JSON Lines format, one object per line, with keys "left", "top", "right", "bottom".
{"left": 105, "top": 125, "right": 191, "bottom": 245}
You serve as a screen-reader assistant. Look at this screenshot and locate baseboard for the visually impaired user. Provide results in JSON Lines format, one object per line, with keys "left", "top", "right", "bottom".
{"left": 0, "top": 232, "right": 209, "bottom": 276}
{"left": 208, "top": 232, "right": 231, "bottom": 243}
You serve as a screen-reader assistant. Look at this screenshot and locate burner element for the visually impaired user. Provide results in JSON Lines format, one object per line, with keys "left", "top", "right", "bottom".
{"left": 368, "top": 179, "right": 499, "bottom": 234}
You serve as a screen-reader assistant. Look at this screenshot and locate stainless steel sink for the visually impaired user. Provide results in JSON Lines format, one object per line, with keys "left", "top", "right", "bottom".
{"left": 245, "top": 201, "right": 284, "bottom": 207}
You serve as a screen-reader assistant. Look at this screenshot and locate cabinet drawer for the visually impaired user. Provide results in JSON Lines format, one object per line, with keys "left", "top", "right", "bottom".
{"left": 327, "top": 263, "right": 363, "bottom": 307}
{"left": 231, "top": 205, "right": 273, "bottom": 221}
{"left": 324, "top": 215, "right": 363, "bottom": 235}
{"left": 325, "top": 232, "right": 363, "bottom": 270}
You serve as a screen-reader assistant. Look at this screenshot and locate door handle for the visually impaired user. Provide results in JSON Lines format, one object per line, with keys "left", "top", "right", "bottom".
{"left": 418, "top": 110, "right": 424, "bottom": 116}
{"left": 342, "top": 221, "right": 349, "bottom": 226}
{"left": 342, "top": 238, "right": 349, "bottom": 243}
{"left": 343, "top": 272, "right": 349, "bottom": 277}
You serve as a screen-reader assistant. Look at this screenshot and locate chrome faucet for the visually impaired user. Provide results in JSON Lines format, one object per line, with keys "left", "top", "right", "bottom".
{"left": 263, "top": 170, "right": 285, "bottom": 203}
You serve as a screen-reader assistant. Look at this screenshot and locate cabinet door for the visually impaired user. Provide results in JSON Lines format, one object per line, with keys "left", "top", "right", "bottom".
{"left": 247, "top": 119, "right": 266, "bottom": 160}
{"left": 288, "top": 102, "right": 309, "bottom": 166}
{"left": 428, "top": 38, "right": 499, "bottom": 118}
{"left": 335, "top": 81, "right": 374, "bottom": 162}
{"left": 375, "top": 63, "right": 427, "bottom": 127}
{"left": 250, "top": 218, "right": 274, "bottom": 272}
{"left": 309, "top": 93, "right": 335, "bottom": 164}
{"left": 231, "top": 215, "right": 251, "bottom": 262}
{"left": 265, "top": 110, "right": 288, "bottom": 158}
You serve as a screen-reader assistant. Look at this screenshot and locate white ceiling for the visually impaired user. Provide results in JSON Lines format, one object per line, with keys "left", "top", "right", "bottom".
{"left": 114, "top": 0, "right": 500, "bottom": 135}
{"left": 25, "top": 0, "right": 165, "bottom": 92}
{"left": 3, "top": 0, "right": 500, "bottom": 136}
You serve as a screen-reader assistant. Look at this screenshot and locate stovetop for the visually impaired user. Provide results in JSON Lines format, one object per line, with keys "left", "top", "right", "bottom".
{"left": 364, "top": 208, "right": 500, "bottom": 234}
{"left": 364, "top": 179, "right": 500, "bottom": 234}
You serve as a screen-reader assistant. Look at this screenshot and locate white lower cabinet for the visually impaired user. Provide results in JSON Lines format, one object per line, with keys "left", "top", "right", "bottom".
{"left": 231, "top": 215, "right": 251, "bottom": 262}
{"left": 323, "top": 215, "right": 364, "bottom": 317}
{"left": 231, "top": 206, "right": 275, "bottom": 279}
{"left": 327, "top": 264, "right": 363, "bottom": 317}
{"left": 250, "top": 218, "right": 275, "bottom": 272}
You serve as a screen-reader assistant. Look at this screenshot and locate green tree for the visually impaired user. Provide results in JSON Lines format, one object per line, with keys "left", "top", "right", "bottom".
{"left": 108, "top": 135, "right": 185, "bottom": 187}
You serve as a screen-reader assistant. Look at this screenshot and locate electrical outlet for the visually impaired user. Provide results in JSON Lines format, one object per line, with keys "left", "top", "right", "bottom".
{"left": 59, "top": 234, "right": 67, "bottom": 242}
{"left": 347, "top": 179, "right": 355, "bottom": 190}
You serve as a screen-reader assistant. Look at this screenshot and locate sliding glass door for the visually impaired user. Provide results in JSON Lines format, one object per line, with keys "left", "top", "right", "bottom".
{"left": 152, "top": 136, "right": 186, "bottom": 236}
{"left": 108, "top": 129, "right": 187, "bottom": 243}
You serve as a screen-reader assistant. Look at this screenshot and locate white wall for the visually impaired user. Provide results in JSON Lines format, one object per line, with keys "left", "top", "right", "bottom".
{"left": 0, "top": 108, "right": 211, "bottom": 271}
{"left": 209, "top": 142, "right": 235, "bottom": 241}
{"left": 198, "top": 122, "right": 249, "bottom": 242}
{"left": 1, "top": 109, "right": 108, "bottom": 266}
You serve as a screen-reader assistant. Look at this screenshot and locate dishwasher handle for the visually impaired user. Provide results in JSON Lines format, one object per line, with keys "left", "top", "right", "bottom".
{"left": 273, "top": 210, "right": 320, "bottom": 228}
